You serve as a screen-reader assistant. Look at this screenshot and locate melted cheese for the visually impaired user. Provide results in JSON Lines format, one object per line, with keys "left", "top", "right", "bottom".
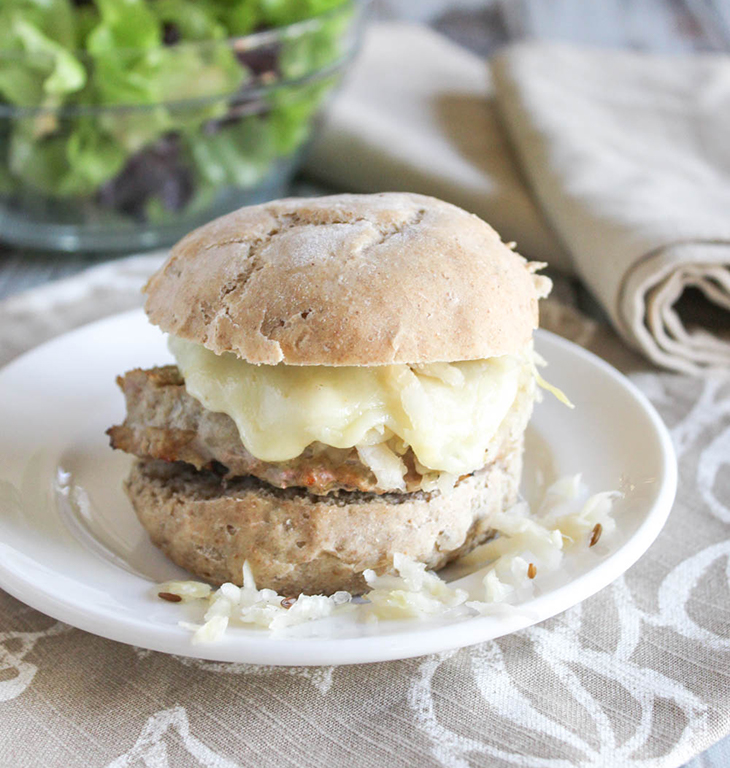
{"left": 168, "top": 336, "right": 525, "bottom": 475}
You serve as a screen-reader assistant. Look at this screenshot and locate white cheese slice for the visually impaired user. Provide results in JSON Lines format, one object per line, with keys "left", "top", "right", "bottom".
{"left": 168, "top": 336, "right": 525, "bottom": 475}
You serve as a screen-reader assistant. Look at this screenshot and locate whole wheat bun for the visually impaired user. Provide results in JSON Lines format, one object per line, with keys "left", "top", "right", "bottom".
{"left": 126, "top": 445, "right": 522, "bottom": 596}
{"left": 144, "top": 192, "right": 550, "bottom": 366}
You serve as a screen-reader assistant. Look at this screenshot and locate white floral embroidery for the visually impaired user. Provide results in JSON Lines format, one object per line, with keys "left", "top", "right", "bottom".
{"left": 107, "top": 706, "right": 241, "bottom": 768}
{"left": 0, "top": 621, "right": 73, "bottom": 702}
{"left": 410, "top": 597, "right": 710, "bottom": 767}
{"left": 174, "top": 657, "right": 336, "bottom": 695}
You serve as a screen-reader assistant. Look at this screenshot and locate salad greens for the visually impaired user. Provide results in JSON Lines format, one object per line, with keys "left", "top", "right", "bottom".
{"left": 0, "top": 0, "right": 354, "bottom": 224}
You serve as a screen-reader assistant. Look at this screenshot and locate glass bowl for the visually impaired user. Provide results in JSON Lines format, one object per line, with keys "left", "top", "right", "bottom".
{"left": 0, "top": 1, "right": 368, "bottom": 252}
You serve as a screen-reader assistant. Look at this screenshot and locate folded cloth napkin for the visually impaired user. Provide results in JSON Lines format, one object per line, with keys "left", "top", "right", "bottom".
{"left": 492, "top": 43, "right": 730, "bottom": 374}
{"left": 306, "top": 24, "right": 730, "bottom": 374}
{"left": 304, "top": 23, "right": 568, "bottom": 267}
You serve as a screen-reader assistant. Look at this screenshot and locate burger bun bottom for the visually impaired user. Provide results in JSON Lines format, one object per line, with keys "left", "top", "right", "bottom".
{"left": 125, "top": 443, "right": 522, "bottom": 597}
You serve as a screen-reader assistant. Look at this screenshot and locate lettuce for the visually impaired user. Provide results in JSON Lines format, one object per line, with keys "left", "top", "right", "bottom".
{"left": 86, "top": 0, "right": 160, "bottom": 53}
{"left": 187, "top": 115, "right": 276, "bottom": 189}
{"left": 0, "top": 0, "right": 77, "bottom": 51}
{"left": 14, "top": 21, "right": 86, "bottom": 98}
{"left": 150, "top": 0, "right": 227, "bottom": 41}
{"left": 258, "top": 0, "right": 346, "bottom": 27}
{"left": 0, "top": 0, "right": 352, "bottom": 216}
{"left": 269, "top": 78, "right": 335, "bottom": 155}
{"left": 9, "top": 118, "right": 124, "bottom": 196}
{"left": 0, "top": 4, "right": 85, "bottom": 109}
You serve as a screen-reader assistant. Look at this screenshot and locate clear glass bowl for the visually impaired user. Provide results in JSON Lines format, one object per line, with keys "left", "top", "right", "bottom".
{"left": 0, "top": 1, "right": 368, "bottom": 252}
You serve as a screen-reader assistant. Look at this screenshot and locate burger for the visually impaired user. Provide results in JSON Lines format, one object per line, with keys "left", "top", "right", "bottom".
{"left": 108, "top": 192, "right": 551, "bottom": 596}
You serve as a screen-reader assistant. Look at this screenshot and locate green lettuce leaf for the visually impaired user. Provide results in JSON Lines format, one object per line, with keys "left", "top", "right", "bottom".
{"left": 0, "top": 0, "right": 77, "bottom": 50}
{"left": 150, "top": 0, "right": 226, "bottom": 41}
{"left": 186, "top": 115, "right": 276, "bottom": 189}
{"left": 221, "top": 3, "right": 260, "bottom": 36}
{"left": 9, "top": 118, "right": 124, "bottom": 196}
{"left": 258, "top": 0, "right": 346, "bottom": 27}
{"left": 0, "top": 8, "right": 85, "bottom": 108}
{"left": 13, "top": 20, "right": 86, "bottom": 97}
{"left": 86, "top": 0, "right": 160, "bottom": 54}
{"left": 268, "top": 77, "right": 334, "bottom": 155}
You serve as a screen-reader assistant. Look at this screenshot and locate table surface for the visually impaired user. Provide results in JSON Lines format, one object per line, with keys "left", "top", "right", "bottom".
{"left": 0, "top": 2, "right": 728, "bottom": 766}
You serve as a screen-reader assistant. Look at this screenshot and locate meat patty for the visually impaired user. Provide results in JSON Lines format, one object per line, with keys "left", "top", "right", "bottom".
{"left": 108, "top": 366, "right": 420, "bottom": 495}
{"left": 109, "top": 365, "right": 533, "bottom": 496}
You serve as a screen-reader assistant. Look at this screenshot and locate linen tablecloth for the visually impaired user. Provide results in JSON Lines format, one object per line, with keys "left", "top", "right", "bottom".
{"left": 1, "top": 255, "right": 728, "bottom": 768}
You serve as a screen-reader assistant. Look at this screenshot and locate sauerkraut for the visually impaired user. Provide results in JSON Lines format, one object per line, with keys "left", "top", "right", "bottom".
{"left": 462, "top": 474, "right": 619, "bottom": 609}
{"left": 362, "top": 553, "right": 468, "bottom": 620}
{"left": 178, "top": 562, "right": 354, "bottom": 644}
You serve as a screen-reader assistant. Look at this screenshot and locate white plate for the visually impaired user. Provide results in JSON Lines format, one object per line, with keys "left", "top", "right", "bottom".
{"left": 0, "top": 310, "right": 676, "bottom": 666}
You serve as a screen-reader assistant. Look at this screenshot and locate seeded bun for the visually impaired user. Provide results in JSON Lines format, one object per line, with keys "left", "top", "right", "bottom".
{"left": 144, "top": 193, "right": 550, "bottom": 366}
{"left": 126, "top": 444, "right": 522, "bottom": 596}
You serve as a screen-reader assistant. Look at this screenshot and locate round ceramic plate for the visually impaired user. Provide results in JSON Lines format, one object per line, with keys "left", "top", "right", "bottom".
{"left": 0, "top": 309, "right": 676, "bottom": 666}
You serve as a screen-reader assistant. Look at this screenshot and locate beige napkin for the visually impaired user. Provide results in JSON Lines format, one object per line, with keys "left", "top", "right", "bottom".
{"left": 306, "top": 25, "right": 730, "bottom": 374}
{"left": 304, "top": 23, "right": 568, "bottom": 267}
{"left": 493, "top": 43, "right": 730, "bottom": 374}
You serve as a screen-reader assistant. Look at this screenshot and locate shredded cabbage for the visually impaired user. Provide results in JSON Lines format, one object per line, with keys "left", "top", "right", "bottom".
{"left": 182, "top": 561, "right": 354, "bottom": 643}
{"left": 356, "top": 442, "right": 407, "bottom": 492}
{"left": 532, "top": 350, "right": 574, "bottom": 408}
{"left": 361, "top": 553, "right": 468, "bottom": 621}
{"left": 463, "top": 475, "right": 619, "bottom": 608}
